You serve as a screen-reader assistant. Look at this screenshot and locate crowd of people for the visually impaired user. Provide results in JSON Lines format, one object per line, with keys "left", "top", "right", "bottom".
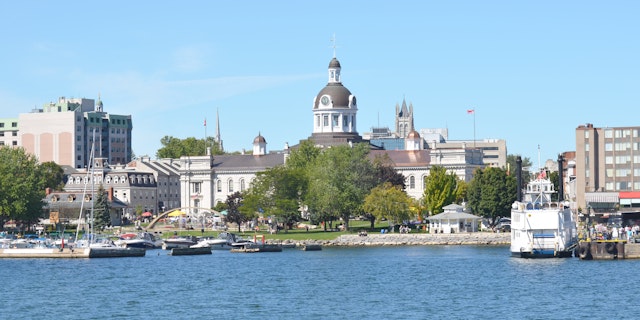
{"left": 588, "top": 223, "right": 640, "bottom": 242}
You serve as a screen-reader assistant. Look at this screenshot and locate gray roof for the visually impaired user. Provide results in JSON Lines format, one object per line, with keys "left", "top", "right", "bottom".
{"left": 213, "top": 153, "right": 285, "bottom": 172}
{"left": 426, "top": 211, "right": 481, "bottom": 221}
{"left": 314, "top": 83, "right": 353, "bottom": 109}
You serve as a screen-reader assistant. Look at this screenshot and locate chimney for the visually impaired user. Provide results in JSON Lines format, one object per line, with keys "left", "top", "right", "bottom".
{"left": 108, "top": 187, "right": 114, "bottom": 201}
{"left": 557, "top": 154, "right": 564, "bottom": 203}
{"left": 516, "top": 156, "right": 522, "bottom": 202}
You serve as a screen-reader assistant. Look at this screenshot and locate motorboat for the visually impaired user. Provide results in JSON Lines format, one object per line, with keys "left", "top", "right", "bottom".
{"left": 115, "top": 232, "right": 162, "bottom": 249}
{"left": 162, "top": 236, "right": 198, "bottom": 250}
{"left": 510, "top": 156, "right": 577, "bottom": 258}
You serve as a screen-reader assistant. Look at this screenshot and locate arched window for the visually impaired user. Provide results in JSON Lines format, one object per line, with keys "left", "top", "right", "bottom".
{"left": 217, "top": 180, "right": 222, "bottom": 192}
{"left": 240, "top": 179, "right": 246, "bottom": 192}
{"left": 105, "top": 176, "right": 111, "bottom": 184}
{"left": 409, "top": 176, "right": 415, "bottom": 189}
{"left": 228, "top": 179, "right": 234, "bottom": 193}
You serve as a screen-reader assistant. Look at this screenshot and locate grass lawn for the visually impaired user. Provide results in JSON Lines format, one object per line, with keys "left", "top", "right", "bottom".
{"left": 156, "top": 220, "right": 427, "bottom": 241}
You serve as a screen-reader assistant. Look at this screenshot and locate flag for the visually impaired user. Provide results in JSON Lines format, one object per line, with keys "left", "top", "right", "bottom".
{"left": 467, "top": 109, "right": 475, "bottom": 114}
{"left": 204, "top": 118, "right": 207, "bottom": 127}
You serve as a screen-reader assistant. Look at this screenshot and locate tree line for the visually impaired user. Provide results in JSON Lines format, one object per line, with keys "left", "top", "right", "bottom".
{"left": 1, "top": 135, "right": 535, "bottom": 232}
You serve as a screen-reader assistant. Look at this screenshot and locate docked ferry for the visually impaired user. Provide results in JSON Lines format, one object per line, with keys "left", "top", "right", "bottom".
{"left": 510, "top": 157, "right": 577, "bottom": 258}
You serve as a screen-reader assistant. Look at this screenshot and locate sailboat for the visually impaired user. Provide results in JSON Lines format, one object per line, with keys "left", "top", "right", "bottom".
{"left": 73, "top": 129, "right": 145, "bottom": 258}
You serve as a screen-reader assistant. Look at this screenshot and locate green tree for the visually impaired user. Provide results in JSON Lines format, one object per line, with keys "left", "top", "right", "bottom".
{"left": 156, "top": 136, "right": 223, "bottom": 158}
{"left": 423, "top": 165, "right": 459, "bottom": 215}
{"left": 549, "top": 170, "right": 560, "bottom": 201}
{"left": 225, "top": 192, "right": 253, "bottom": 233}
{"left": 286, "top": 140, "right": 321, "bottom": 170}
{"left": 506, "top": 154, "right": 532, "bottom": 178}
{"left": 372, "top": 153, "right": 406, "bottom": 188}
{"left": 93, "top": 184, "right": 111, "bottom": 230}
{"left": 242, "top": 165, "right": 306, "bottom": 232}
{"left": 0, "top": 147, "right": 46, "bottom": 228}
{"left": 467, "top": 167, "right": 516, "bottom": 227}
{"left": 455, "top": 180, "right": 468, "bottom": 204}
{"left": 363, "top": 182, "right": 412, "bottom": 229}
{"left": 306, "top": 143, "right": 377, "bottom": 231}
{"left": 39, "top": 161, "right": 65, "bottom": 191}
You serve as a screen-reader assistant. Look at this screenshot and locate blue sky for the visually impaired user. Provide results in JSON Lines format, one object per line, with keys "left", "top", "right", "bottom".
{"left": 1, "top": 1, "right": 639, "bottom": 165}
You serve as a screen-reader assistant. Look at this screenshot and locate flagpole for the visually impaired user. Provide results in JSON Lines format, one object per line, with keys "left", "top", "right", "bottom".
{"left": 204, "top": 118, "right": 207, "bottom": 154}
{"left": 467, "top": 109, "right": 476, "bottom": 148}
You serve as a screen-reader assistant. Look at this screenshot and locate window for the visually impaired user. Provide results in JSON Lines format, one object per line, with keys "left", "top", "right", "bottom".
{"left": 332, "top": 115, "right": 339, "bottom": 126}
{"left": 11, "top": 131, "right": 17, "bottom": 137}
{"left": 409, "top": 176, "right": 415, "bottom": 189}
{"left": 316, "top": 115, "right": 320, "bottom": 127}
{"left": 605, "top": 129, "right": 613, "bottom": 138}
{"left": 0, "top": 132, "right": 3, "bottom": 137}
{"left": 606, "top": 169, "right": 614, "bottom": 178}
{"left": 323, "top": 115, "right": 329, "bottom": 127}
{"left": 12, "top": 141, "right": 16, "bottom": 146}
{"left": 584, "top": 131, "right": 590, "bottom": 139}
{"left": 217, "top": 180, "right": 222, "bottom": 192}
{"left": 605, "top": 143, "right": 613, "bottom": 151}
{"left": 193, "top": 182, "right": 201, "bottom": 193}
{"left": 343, "top": 116, "right": 348, "bottom": 127}
{"left": 240, "top": 179, "right": 245, "bottom": 192}
{"left": 605, "top": 156, "right": 613, "bottom": 164}
{"left": 11, "top": 122, "right": 17, "bottom": 127}
{"left": 228, "top": 179, "right": 234, "bottom": 193}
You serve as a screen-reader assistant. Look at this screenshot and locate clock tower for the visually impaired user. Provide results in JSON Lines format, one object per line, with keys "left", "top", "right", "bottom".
{"left": 309, "top": 56, "right": 363, "bottom": 147}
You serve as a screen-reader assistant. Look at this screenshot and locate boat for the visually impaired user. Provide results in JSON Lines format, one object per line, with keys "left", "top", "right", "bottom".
{"left": 115, "top": 232, "right": 162, "bottom": 249}
{"left": 510, "top": 156, "right": 577, "bottom": 258}
{"left": 162, "top": 235, "right": 198, "bottom": 250}
{"left": 192, "top": 232, "right": 253, "bottom": 250}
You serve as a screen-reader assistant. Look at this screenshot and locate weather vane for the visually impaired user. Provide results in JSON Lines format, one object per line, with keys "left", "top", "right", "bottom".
{"left": 330, "top": 33, "right": 338, "bottom": 58}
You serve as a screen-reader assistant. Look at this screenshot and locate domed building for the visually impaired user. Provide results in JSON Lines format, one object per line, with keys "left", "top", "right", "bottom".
{"left": 308, "top": 56, "right": 364, "bottom": 147}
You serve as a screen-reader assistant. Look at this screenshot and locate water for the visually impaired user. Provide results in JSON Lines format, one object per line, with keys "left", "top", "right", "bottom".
{"left": 1, "top": 245, "right": 636, "bottom": 319}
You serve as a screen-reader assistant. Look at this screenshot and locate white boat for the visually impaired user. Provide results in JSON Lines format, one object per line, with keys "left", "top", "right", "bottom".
{"left": 115, "top": 232, "right": 162, "bottom": 249}
{"left": 510, "top": 156, "right": 577, "bottom": 258}
{"left": 162, "top": 236, "right": 198, "bottom": 250}
{"left": 190, "top": 232, "right": 255, "bottom": 250}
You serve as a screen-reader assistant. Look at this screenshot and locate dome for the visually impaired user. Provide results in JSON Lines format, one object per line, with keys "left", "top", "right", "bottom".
{"left": 314, "top": 84, "right": 353, "bottom": 109}
{"left": 407, "top": 130, "right": 421, "bottom": 139}
{"left": 328, "top": 57, "right": 341, "bottom": 68}
{"left": 253, "top": 134, "right": 266, "bottom": 144}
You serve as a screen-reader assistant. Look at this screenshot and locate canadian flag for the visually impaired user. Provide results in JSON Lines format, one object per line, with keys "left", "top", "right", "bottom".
{"left": 467, "top": 109, "right": 475, "bottom": 114}
{"left": 538, "top": 170, "right": 547, "bottom": 179}
{"left": 204, "top": 118, "right": 207, "bottom": 127}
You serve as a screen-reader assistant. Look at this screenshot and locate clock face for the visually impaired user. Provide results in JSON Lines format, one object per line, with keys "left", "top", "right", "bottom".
{"left": 321, "top": 96, "right": 330, "bottom": 105}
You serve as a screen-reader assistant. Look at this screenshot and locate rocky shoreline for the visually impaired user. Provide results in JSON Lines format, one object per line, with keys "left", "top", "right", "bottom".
{"left": 270, "top": 232, "right": 510, "bottom": 247}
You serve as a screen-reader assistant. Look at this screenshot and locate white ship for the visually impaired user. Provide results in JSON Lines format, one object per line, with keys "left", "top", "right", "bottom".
{"left": 510, "top": 156, "right": 577, "bottom": 258}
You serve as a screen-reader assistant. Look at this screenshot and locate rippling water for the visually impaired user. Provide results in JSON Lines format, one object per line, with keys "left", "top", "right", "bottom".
{"left": 1, "top": 245, "right": 637, "bottom": 319}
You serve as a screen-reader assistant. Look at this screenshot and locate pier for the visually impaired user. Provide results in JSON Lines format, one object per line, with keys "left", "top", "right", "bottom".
{"left": 577, "top": 240, "right": 640, "bottom": 260}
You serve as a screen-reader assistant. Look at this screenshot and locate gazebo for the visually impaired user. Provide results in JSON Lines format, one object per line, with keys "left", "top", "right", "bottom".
{"left": 426, "top": 204, "right": 481, "bottom": 233}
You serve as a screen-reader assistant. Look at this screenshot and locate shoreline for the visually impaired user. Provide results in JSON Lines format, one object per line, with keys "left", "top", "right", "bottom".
{"left": 268, "top": 232, "right": 511, "bottom": 247}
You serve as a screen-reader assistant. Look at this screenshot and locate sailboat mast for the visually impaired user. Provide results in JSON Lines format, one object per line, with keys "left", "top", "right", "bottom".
{"left": 90, "top": 128, "right": 96, "bottom": 243}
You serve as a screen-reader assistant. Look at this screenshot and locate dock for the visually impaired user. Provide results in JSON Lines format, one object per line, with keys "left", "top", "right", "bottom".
{"left": 169, "top": 247, "right": 212, "bottom": 256}
{"left": 230, "top": 244, "right": 282, "bottom": 253}
{"left": 577, "top": 240, "right": 640, "bottom": 260}
{"left": 0, "top": 247, "right": 145, "bottom": 258}
{"left": 301, "top": 244, "right": 322, "bottom": 251}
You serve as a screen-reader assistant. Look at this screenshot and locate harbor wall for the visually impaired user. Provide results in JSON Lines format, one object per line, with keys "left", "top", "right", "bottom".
{"left": 267, "top": 232, "right": 510, "bottom": 247}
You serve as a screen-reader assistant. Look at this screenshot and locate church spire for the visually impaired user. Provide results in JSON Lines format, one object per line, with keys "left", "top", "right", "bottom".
{"left": 215, "top": 108, "right": 223, "bottom": 152}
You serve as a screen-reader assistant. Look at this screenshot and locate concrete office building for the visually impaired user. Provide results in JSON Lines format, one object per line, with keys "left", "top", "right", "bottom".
{"left": 16, "top": 96, "right": 132, "bottom": 168}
